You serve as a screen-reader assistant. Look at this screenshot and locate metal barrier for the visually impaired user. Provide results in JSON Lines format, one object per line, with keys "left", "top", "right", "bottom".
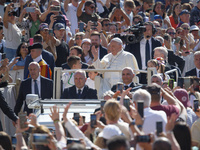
{"left": 53, "top": 67, "right": 157, "bottom": 99}
{"left": 165, "top": 69, "right": 179, "bottom": 82}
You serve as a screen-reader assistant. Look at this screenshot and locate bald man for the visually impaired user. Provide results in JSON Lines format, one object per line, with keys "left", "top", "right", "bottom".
{"left": 92, "top": 38, "right": 139, "bottom": 88}
{"left": 14, "top": 62, "right": 53, "bottom": 115}
{"left": 111, "top": 67, "right": 142, "bottom": 92}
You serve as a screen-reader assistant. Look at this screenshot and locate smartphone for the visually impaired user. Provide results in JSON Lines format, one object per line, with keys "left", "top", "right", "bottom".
{"left": 18, "top": 111, "right": 28, "bottom": 129}
{"left": 11, "top": 136, "right": 17, "bottom": 147}
{"left": 137, "top": 101, "right": 144, "bottom": 118}
{"left": 168, "top": 79, "right": 174, "bottom": 89}
{"left": 136, "top": 135, "right": 151, "bottom": 143}
{"left": 50, "top": 6, "right": 61, "bottom": 12}
{"left": 49, "top": 29, "right": 53, "bottom": 36}
{"left": 1, "top": 53, "right": 6, "bottom": 60}
{"left": 90, "top": 114, "right": 97, "bottom": 128}
{"left": 55, "top": 15, "right": 63, "bottom": 21}
{"left": 150, "top": 12, "right": 154, "bottom": 21}
{"left": 123, "top": 99, "right": 130, "bottom": 111}
{"left": 92, "top": 21, "right": 98, "bottom": 27}
{"left": 194, "top": 99, "right": 199, "bottom": 112}
{"left": 67, "top": 138, "right": 81, "bottom": 145}
{"left": 156, "top": 121, "right": 163, "bottom": 136}
{"left": 193, "top": 78, "right": 200, "bottom": 91}
{"left": 184, "top": 77, "right": 191, "bottom": 90}
{"left": 100, "top": 100, "right": 106, "bottom": 113}
{"left": 32, "top": 134, "right": 50, "bottom": 145}
{"left": 116, "top": 82, "right": 124, "bottom": 94}
{"left": 12, "top": 3, "right": 20, "bottom": 7}
{"left": 79, "top": 22, "right": 84, "bottom": 32}
{"left": 73, "top": 113, "right": 80, "bottom": 125}
{"left": 29, "top": 38, "right": 33, "bottom": 46}
{"left": 178, "top": 77, "right": 184, "bottom": 88}
{"left": 26, "top": 7, "right": 35, "bottom": 13}
{"left": 174, "top": 36, "right": 181, "bottom": 44}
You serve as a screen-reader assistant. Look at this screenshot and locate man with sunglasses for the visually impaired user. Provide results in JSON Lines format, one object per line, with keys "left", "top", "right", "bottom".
{"left": 101, "top": 18, "right": 110, "bottom": 36}
{"left": 77, "top": 0, "right": 100, "bottom": 24}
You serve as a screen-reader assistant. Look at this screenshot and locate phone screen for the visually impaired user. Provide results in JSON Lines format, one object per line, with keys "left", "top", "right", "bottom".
{"left": 184, "top": 77, "right": 191, "bottom": 90}
{"left": 168, "top": 79, "right": 174, "bottom": 89}
{"left": 116, "top": 83, "right": 124, "bottom": 94}
{"left": 174, "top": 37, "right": 181, "bottom": 44}
{"left": 18, "top": 112, "right": 28, "bottom": 129}
{"left": 156, "top": 121, "right": 163, "bottom": 136}
{"left": 178, "top": 77, "right": 184, "bottom": 88}
{"left": 79, "top": 22, "right": 84, "bottom": 32}
{"left": 32, "top": 134, "right": 49, "bottom": 144}
{"left": 100, "top": 100, "right": 106, "bottom": 113}
{"left": 123, "top": 99, "right": 130, "bottom": 111}
{"left": 137, "top": 101, "right": 144, "bottom": 118}
{"left": 150, "top": 12, "right": 154, "bottom": 21}
{"left": 73, "top": 113, "right": 80, "bottom": 125}
{"left": 136, "top": 135, "right": 150, "bottom": 143}
{"left": 90, "top": 114, "right": 97, "bottom": 128}
{"left": 194, "top": 99, "right": 199, "bottom": 112}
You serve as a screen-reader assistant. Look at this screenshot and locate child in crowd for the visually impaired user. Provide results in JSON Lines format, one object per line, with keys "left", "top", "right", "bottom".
{"left": 85, "top": 65, "right": 98, "bottom": 89}
{"left": 62, "top": 56, "right": 82, "bottom": 90}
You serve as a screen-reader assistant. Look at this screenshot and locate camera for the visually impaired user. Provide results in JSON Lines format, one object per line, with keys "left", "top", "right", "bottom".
{"left": 32, "top": 134, "right": 50, "bottom": 145}
{"left": 113, "top": 22, "right": 146, "bottom": 44}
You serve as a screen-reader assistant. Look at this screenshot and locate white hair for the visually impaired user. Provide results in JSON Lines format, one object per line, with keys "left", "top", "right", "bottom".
{"left": 122, "top": 67, "right": 135, "bottom": 75}
{"left": 194, "top": 51, "right": 200, "bottom": 57}
{"left": 29, "top": 62, "right": 40, "bottom": 69}
{"left": 74, "top": 69, "right": 86, "bottom": 78}
{"left": 154, "top": 47, "right": 168, "bottom": 60}
{"left": 132, "top": 89, "right": 151, "bottom": 107}
{"left": 155, "top": 36, "right": 164, "bottom": 45}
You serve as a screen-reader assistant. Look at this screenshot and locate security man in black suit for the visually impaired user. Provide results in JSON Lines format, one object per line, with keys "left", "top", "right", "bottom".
{"left": 185, "top": 51, "right": 200, "bottom": 77}
{"left": 0, "top": 91, "right": 18, "bottom": 131}
{"left": 61, "top": 70, "right": 98, "bottom": 99}
{"left": 125, "top": 21, "right": 162, "bottom": 70}
{"left": 111, "top": 67, "right": 142, "bottom": 92}
{"left": 90, "top": 31, "right": 107, "bottom": 60}
{"left": 14, "top": 62, "right": 53, "bottom": 115}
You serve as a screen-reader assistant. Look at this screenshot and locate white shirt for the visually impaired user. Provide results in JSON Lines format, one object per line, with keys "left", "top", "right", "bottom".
{"left": 62, "top": 72, "right": 74, "bottom": 90}
{"left": 65, "top": 3, "right": 78, "bottom": 35}
{"left": 3, "top": 22, "right": 22, "bottom": 49}
{"left": 140, "top": 38, "right": 152, "bottom": 70}
{"left": 196, "top": 68, "right": 200, "bottom": 77}
{"left": 93, "top": 50, "right": 139, "bottom": 87}
{"left": 33, "top": 55, "right": 42, "bottom": 63}
{"left": 76, "top": 86, "right": 84, "bottom": 95}
{"left": 31, "top": 75, "right": 41, "bottom": 97}
{"left": 85, "top": 77, "right": 95, "bottom": 89}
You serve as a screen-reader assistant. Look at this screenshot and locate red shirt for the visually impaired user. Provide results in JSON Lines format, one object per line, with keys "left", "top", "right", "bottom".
{"left": 151, "top": 105, "right": 179, "bottom": 117}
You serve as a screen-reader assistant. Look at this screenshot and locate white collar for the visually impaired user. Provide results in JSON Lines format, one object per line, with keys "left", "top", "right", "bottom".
{"left": 76, "top": 86, "right": 84, "bottom": 92}
{"left": 32, "top": 75, "right": 41, "bottom": 82}
{"left": 124, "top": 82, "right": 132, "bottom": 87}
{"left": 33, "top": 55, "right": 43, "bottom": 63}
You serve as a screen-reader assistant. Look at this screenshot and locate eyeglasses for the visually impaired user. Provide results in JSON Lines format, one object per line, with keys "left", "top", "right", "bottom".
{"left": 21, "top": 46, "right": 28, "bottom": 49}
{"left": 90, "top": 6, "right": 95, "bottom": 9}
{"left": 104, "top": 24, "right": 109, "bottom": 26}
{"left": 183, "top": 27, "right": 189, "bottom": 30}
{"left": 168, "top": 32, "right": 176, "bottom": 35}
{"left": 8, "top": 13, "right": 14, "bottom": 16}
{"left": 75, "top": 37, "right": 82, "bottom": 40}
{"left": 42, "top": 29, "right": 49, "bottom": 32}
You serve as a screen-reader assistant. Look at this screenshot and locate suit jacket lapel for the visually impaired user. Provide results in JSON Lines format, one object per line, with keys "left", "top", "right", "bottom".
{"left": 81, "top": 86, "right": 87, "bottom": 99}
{"left": 151, "top": 38, "right": 155, "bottom": 58}
{"left": 41, "top": 77, "right": 43, "bottom": 99}
{"left": 71, "top": 86, "right": 78, "bottom": 99}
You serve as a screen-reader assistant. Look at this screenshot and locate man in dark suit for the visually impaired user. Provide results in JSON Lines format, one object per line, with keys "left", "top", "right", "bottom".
{"left": 90, "top": 31, "right": 107, "bottom": 60}
{"left": 0, "top": 91, "right": 18, "bottom": 131}
{"left": 125, "top": 21, "right": 161, "bottom": 70}
{"left": 61, "top": 46, "right": 88, "bottom": 69}
{"left": 24, "top": 34, "right": 55, "bottom": 79}
{"left": 61, "top": 70, "right": 98, "bottom": 99}
{"left": 185, "top": 51, "right": 200, "bottom": 77}
{"left": 111, "top": 67, "right": 142, "bottom": 92}
{"left": 14, "top": 62, "right": 53, "bottom": 115}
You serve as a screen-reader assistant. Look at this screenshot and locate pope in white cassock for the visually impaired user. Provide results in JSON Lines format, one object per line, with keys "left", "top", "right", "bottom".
{"left": 92, "top": 37, "right": 139, "bottom": 95}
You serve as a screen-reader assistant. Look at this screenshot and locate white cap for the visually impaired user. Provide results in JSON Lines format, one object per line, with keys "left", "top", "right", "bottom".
{"left": 98, "top": 125, "right": 122, "bottom": 139}
{"left": 190, "top": 25, "right": 199, "bottom": 31}
{"left": 81, "top": 38, "right": 91, "bottom": 44}
{"left": 111, "top": 37, "right": 123, "bottom": 45}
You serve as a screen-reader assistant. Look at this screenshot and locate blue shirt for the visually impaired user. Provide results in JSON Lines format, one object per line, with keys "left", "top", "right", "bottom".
{"left": 9, "top": 56, "right": 26, "bottom": 70}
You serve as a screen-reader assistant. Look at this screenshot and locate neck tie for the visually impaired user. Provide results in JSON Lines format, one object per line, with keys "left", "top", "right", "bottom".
{"left": 124, "top": 85, "right": 129, "bottom": 90}
{"left": 146, "top": 40, "right": 150, "bottom": 65}
{"left": 34, "top": 80, "right": 39, "bottom": 96}
{"left": 77, "top": 89, "right": 81, "bottom": 99}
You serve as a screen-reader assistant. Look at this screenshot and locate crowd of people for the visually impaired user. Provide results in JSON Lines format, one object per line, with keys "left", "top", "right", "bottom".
{"left": 0, "top": 0, "right": 200, "bottom": 149}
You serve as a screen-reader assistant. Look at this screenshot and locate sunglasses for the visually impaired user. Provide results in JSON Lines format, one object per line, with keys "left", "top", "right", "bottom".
{"left": 75, "top": 37, "right": 82, "bottom": 40}
{"left": 90, "top": 6, "right": 95, "bottom": 9}
{"left": 168, "top": 32, "right": 176, "bottom": 35}
{"left": 8, "top": 13, "right": 14, "bottom": 16}
{"left": 21, "top": 46, "right": 28, "bottom": 49}
{"left": 104, "top": 24, "right": 109, "bottom": 26}
{"left": 183, "top": 27, "right": 189, "bottom": 30}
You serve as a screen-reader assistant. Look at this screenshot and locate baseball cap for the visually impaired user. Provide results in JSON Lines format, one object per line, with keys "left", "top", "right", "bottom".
{"left": 85, "top": 0, "right": 95, "bottom": 7}
{"left": 154, "top": 15, "right": 163, "bottom": 20}
{"left": 81, "top": 38, "right": 91, "bottom": 45}
{"left": 190, "top": 25, "right": 199, "bottom": 31}
{"left": 174, "top": 88, "right": 190, "bottom": 108}
{"left": 179, "top": 9, "right": 190, "bottom": 16}
{"left": 54, "top": 23, "right": 65, "bottom": 31}
{"left": 98, "top": 125, "right": 122, "bottom": 140}
{"left": 39, "top": 23, "right": 49, "bottom": 31}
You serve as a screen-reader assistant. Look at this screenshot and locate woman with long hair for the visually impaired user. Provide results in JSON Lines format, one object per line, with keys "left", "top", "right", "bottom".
{"left": 169, "top": 3, "right": 182, "bottom": 28}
